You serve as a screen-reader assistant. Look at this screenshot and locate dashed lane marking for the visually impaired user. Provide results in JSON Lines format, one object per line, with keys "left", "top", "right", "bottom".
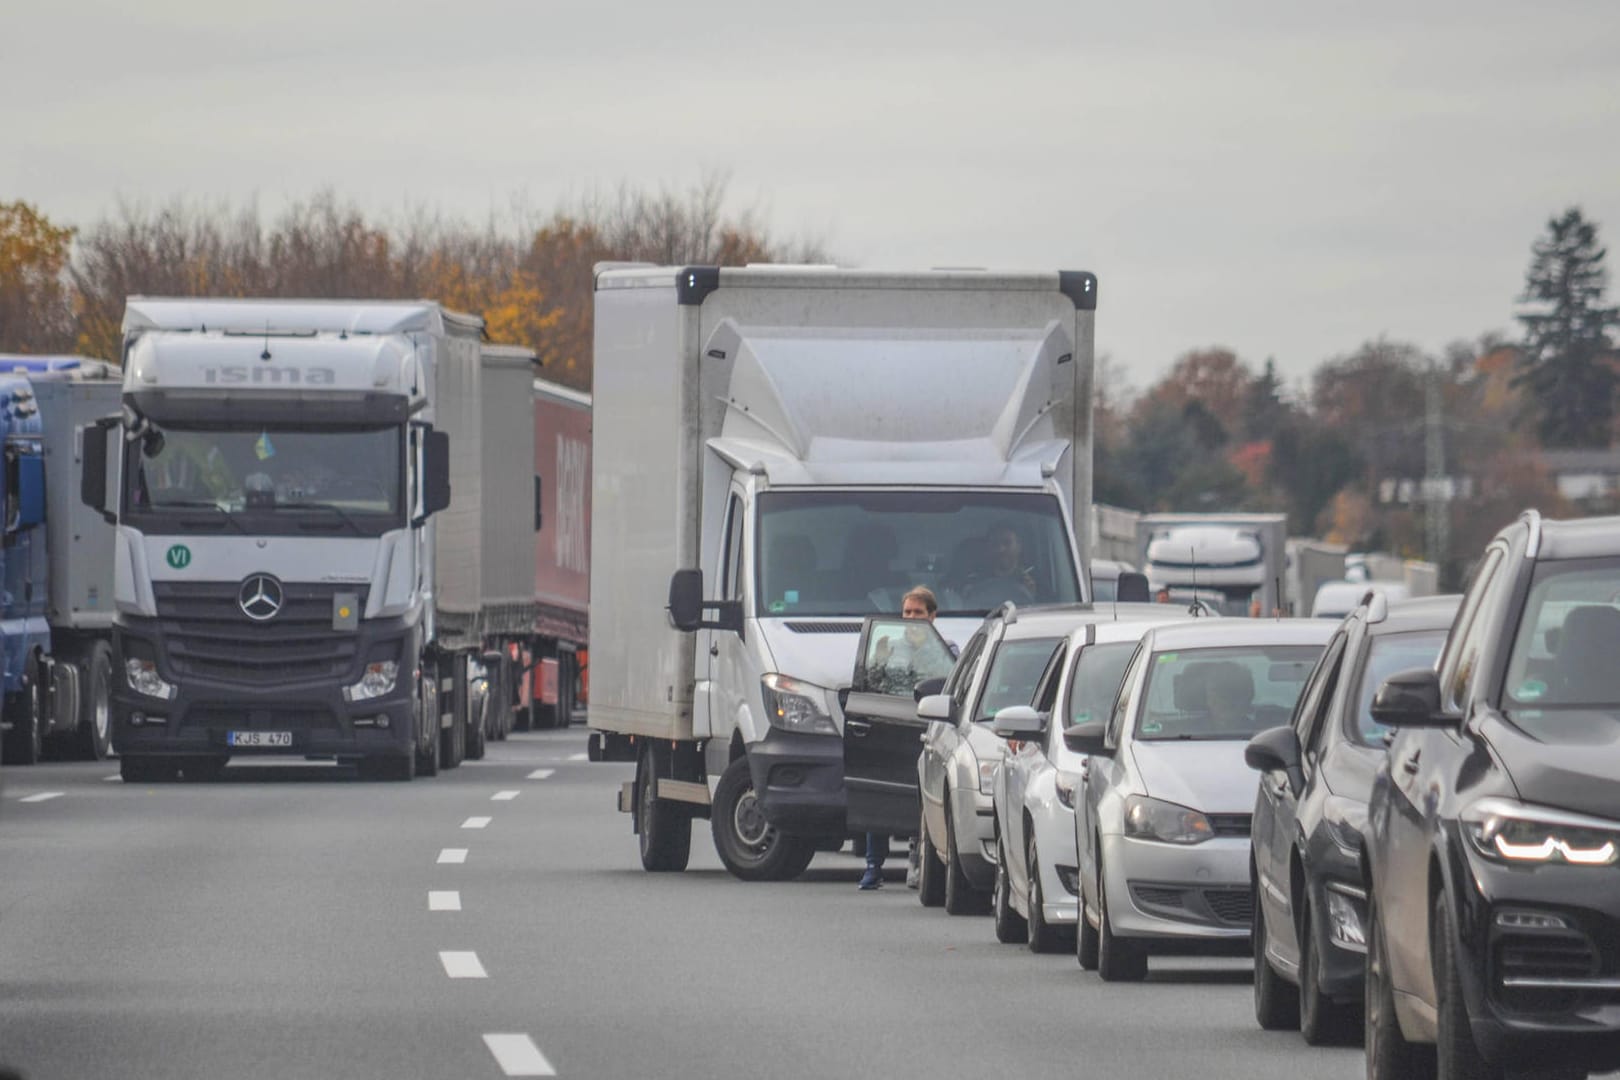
{"left": 439, "top": 951, "right": 487, "bottom": 979}
{"left": 491, "top": 791, "right": 520, "bottom": 802}
{"left": 462, "top": 816, "right": 492, "bottom": 829}
{"left": 429, "top": 891, "right": 462, "bottom": 912}
{"left": 483, "top": 1034, "right": 557, "bottom": 1077}
{"left": 104, "top": 775, "right": 122, "bottom": 782}
{"left": 18, "top": 792, "right": 65, "bottom": 803}
{"left": 437, "top": 848, "right": 468, "bottom": 865}
{"left": 567, "top": 752, "right": 588, "bottom": 762}
{"left": 526, "top": 769, "right": 555, "bottom": 780}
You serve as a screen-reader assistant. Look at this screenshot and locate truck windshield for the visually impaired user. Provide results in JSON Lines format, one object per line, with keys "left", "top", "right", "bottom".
{"left": 755, "top": 490, "right": 1081, "bottom": 617}
{"left": 124, "top": 423, "right": 404, "bottom": 534}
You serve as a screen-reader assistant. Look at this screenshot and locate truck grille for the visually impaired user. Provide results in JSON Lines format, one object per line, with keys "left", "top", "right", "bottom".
{"left": 153, "top": 582, "right": 368, "bottom": 687}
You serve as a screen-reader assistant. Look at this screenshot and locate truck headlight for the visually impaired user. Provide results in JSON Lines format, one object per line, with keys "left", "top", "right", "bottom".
{"left": 343, "top": 661, "right": 399, "bottom": 703}
{"left": 125, "top": 659, "right": 177, "bottom": 700}
{"left": 761, "top": 674, "right": 837, "bottom": 736}
{"left": 1123, "top": 795, "right": 1213, "bottom": 845}
{"left": 1462, "top": 797, "right": 1620, "bottom": 866}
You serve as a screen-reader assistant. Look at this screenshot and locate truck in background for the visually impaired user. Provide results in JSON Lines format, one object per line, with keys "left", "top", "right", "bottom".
{"left": 1285, "top": 538, "right": 1348, "bottom": 617}
{"left": 588, "top": 264, "right": 1096, "bottom": 881}
{"left": 76, "top": 298, "right": 512, "bottom": 782}
{"left": 0, "top": 357, "right": 121, "bottom": 765}
{"left": 1136, "top": 512, "right": 1288, "bottom": 616}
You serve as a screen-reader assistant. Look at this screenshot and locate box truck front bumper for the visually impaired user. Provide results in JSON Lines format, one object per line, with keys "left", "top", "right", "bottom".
{"left": 749, "top": 729, "right": 846, "bottom": 837}
{"left": 110, "top": 620, "right": 418, "bottom": 759}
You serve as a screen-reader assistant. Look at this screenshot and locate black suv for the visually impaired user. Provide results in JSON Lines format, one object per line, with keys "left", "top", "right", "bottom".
{"left": 1364, "top": 511, "right": 1620, "bottom": 1080}
{"left": 1247, "top": 592, "right": 1459, "bottom": 1045}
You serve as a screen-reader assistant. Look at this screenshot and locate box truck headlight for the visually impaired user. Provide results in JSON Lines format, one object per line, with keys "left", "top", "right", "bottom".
{"left": 761, "top": 673, "right": 837, "bottom": 737}
{"left": 125, "top": 659, "right": 178, "bottom": 701}
{"left": 344, "top": 661, "right": 400, "bottom": 703}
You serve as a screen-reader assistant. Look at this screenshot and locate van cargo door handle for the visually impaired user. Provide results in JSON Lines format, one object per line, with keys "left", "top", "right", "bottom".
{"left": 846, "top": 719, "right": 871, "bottom": 737}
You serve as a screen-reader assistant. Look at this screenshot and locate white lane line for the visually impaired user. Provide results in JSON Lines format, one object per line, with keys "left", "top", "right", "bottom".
{"left": 18, "top": 792, "right": 65, "bottom": 803}
{"left": 526, "top": 769, "right": 555, "bottom": 780}
{"left": 439, "top": 951, "right": 487, "bottom": 979}
{"left": 429, "top": 891, "right": 462, "bottom": 912}
{"left": 437, "top": 848, "right": 468, "bottom": 865}
{"left": 103, "top": 775, "right": 123, "bottom": 783}
{"left": 567, "top": 752, "right": 588, "bottom": 761}
{"left": 491, "top": 790, "right": 520, "bottom": 802}
{"left": 462, "top": 816, "right": 492, "bottom": 830}
{"left": 483, "top": 1034, "right": 557, "bottom": 1077}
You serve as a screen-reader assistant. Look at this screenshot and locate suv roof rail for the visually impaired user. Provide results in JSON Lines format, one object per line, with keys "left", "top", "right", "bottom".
{"left": 1364, "top": 589, "right": 1388, "bottom": 624}
{"left": 1520, "top": 508, "right": 1544, "bottom": 559}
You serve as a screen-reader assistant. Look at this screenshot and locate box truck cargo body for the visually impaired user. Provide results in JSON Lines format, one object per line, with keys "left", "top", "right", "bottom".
{"left": 588, "top": 265, "right": 1096, "bottom": 880}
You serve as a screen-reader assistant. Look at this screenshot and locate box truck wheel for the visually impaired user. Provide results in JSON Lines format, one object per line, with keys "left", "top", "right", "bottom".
{"left": 465, "top": 678, "right": 487, "bottom": 761}
{"left": 73, "top": 644, "right": 114, "bottom": 761}
{"left": 710, "top": 757, "right": 816, "bottom": 882}
{"left": 636, "top": 741, "right": 691, "bottom": 872}
{"left": 1, "top": 683, "right": 42, "bottom": 766}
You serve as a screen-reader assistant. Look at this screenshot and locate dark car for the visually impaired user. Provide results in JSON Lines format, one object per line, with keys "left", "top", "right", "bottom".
{"left": 1246, "top": 591, "right": 1460, "bottom": 1044}
{"left": 1363, "top": 511, "right": 1620, "bottom": 1080}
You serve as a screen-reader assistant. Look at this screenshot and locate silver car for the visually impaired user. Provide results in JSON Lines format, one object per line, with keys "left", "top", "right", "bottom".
{"left": 989, "top": 612, "right": 1196, "bottom": 951}
{"left": 1071, "top": 618, "right": 1333, "bottom": 981}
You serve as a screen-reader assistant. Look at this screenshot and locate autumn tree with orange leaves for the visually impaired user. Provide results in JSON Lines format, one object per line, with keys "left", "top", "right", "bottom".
{"left": 0, "top": 201, "right": 77, "bottom": 354}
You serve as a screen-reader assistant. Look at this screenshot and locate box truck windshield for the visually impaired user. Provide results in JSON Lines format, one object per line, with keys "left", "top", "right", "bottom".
{"left": 756, "top": 489, "right": 1080, "bottom": 618}
{"left": 124, "top": 423, "right": 404, "bottom": 533}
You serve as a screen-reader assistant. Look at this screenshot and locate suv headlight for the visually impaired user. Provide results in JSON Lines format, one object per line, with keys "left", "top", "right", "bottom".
{"left": 343, "top": 661, "right": 399, "bottom": 702}
{"left": 762, "top": 674, "right": 837, "bottom": 736}
{"left": 125, "top": 659, "right": 177, "bottom": 700}
{"left": 1123, "top": 795, "right": 1214, "bottom": 845}
{"left": 1461, "top": 797, "right": 1620, "bottom": 866}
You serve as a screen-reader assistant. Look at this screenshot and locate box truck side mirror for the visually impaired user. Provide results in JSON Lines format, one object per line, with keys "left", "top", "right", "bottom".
{"left": 419, "top": 428, "right": 452, "bottom": 523}
{"left": 667, "top": 569, "right": 744, "bottom": 635}
{"left": 79, "top": 417, "right": 119, "bottom": 526}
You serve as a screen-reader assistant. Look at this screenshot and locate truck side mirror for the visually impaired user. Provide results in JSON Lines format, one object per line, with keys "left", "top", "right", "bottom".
{"left": 1116, "top": 571, "right": 1150, "bottom": 603}
{"left": 667, "top": 569, "right": 744, "bottom": 634}
{"left": 420, "top": 429, "right": 451, "bottom": 521}
{"left": 79, "top": 418, "right": 118, "bottom": 525}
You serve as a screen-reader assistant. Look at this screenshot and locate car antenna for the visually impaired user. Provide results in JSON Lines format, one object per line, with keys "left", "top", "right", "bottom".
{"left": 1274, "top": 574, "right": 1283, "bottom": 620}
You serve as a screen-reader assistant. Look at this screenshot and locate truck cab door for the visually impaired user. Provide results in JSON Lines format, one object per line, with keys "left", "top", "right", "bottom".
{"left": 703, "top": 491, "right": 749, "bottom": 742}
{"left": 842, "top": 616, "right": 957, "bottom": 836}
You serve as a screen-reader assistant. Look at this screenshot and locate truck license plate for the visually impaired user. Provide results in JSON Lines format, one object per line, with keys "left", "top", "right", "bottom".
{"left": 228, "top": 731, "right": 293, "bottom": 748}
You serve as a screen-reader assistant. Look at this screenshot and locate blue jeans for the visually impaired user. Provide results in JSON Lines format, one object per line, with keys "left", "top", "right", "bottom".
{"left": 865, "top": 833, "right": 889, "bottom": 867}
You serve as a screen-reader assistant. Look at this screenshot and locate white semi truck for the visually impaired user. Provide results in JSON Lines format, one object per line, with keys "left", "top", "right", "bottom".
{"left": 1136, "top": 512, "right": 1289, "bottom": 616}
{"left": 587, "top": 265, "right": 1097, "bottom": 880}
{"left": 79, "top": 298, "right": 531, "bottom": 782}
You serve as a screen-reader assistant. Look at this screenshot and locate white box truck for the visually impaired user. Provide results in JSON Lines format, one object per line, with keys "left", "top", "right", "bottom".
{"left": 587, "top": 265, "right": 1098, "bottom": 879}
{"left": 78, "top": 298, "right": 520, "bottom": 782}
{"left": 1137, "top": 512, "right": 1288, "bottom": 616}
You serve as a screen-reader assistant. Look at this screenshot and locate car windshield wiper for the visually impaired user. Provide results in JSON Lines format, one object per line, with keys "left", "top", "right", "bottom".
{"left": 150, "top": 499, "right": 248, "bottom": 534}
{"left": 278, "top": 501, "right": 368, "bottom": 535}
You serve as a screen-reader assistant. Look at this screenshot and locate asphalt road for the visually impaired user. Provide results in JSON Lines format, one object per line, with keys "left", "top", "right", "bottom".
{"left": 0, "top": 731, "right": 1363, "bottom": 1080}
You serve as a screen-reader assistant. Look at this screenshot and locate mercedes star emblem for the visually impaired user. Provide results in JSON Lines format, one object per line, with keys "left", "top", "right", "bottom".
{"left": 238, "top": 574, "right": 284, "bottom": 622}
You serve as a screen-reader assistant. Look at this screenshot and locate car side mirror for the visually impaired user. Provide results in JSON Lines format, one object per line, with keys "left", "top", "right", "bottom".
{"left": 1062, "top": 719, "right": 1109, "bottom": 756}
{"left": 1116, "top": 571, "right": 1150, "bottom": 603}
{"left": 916, "top": 694, "right": 952, "bottom": 722}
{"left": 1371, "top": 667, "right": 1452, "bottom": 729}
{"left": 1244, "top": 725, "right": 1305, "bottom": 798}
{"left": 913, "top": 676, "right": 945, "bottom": 703}
{"left": 991, "top": 705, "right": 1046, "bottom": 741}
{"left": 666, "top": 568, "right": 743, "bottom": 634}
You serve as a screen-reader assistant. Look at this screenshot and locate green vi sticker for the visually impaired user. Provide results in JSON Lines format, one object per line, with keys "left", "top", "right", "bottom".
{"left": 166, "top": 544, "right": 193, "bottom": 570}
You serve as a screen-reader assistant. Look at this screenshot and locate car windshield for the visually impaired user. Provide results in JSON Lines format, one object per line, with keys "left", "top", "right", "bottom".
{"left": 125, "top": 423, "right": 403, "bottom": 531}
{"left": 854, "top": 618, "right": 958, "bottom": 697}
{"left": 1351, "top": 630, "right": 1447, "bottom": 745}
{"left": 975, "top": 637, "right": 1062, "bottom": 722}
{"left": 1068, "top": 641, "right": 1136, "bottom": 728}
{"left": 1503, "top": 558, "right": 1620, "bottom": 727}
{"left": 1136, "top": 645, "right": 1322, "bottom": 741}
{"left": 755, "top": 490, "right": 1081, "bottom": 618}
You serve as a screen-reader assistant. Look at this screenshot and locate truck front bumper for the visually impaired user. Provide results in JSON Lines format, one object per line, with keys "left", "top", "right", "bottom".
{"left": 749, "top": 728, "right": 846, "bottom": 838}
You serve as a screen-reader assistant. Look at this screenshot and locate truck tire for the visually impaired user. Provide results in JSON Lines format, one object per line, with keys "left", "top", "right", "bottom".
{"left": 120, "top": 755, "right": 179, "bottom": 783}
{"left": 465, "top": 689, "right": 487, "bottom": 761}
{"left": 710, "top": 756, "right": 815, "bottom": 882}
{"left": 440, "top": 662, "right": 466, "bottom": 770}
{"left": 637, "top": 741, "right": 691, "bottom": 872}
{"left": 73, "top": 644, "right": 114, "bottom": 761}
{"left": 1, "top": 685, "right": 42, "bottom": 766}
{"left": 416, "top": 672, "right": 440, "bottom": 778}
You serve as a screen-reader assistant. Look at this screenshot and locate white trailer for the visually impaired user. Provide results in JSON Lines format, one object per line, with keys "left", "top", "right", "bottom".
{"left": 587, "top": 264, "right": 1097, "bottom": 879}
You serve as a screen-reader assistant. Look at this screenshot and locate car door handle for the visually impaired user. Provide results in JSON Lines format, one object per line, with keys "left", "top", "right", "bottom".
{"left": 709, "top": 643, "right": 719, "bottom": 657}
{"left": 1401, "top": 751, "right": 1421, "bottom": 775}
{"left": 847, "top": 719, "right": 871, "bottom": 737}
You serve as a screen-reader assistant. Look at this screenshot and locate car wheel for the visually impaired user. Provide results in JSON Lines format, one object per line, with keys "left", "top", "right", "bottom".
{"left": 992, "top": 832, "right": 1028, "bottom": 944}
{"left": 1434, "top": 892, "right": 1501, "bottom": 1080}
{"left": 710, "top": 756, "right": 812, "bottom": 881}
{"left": 917, "top": 806, "right": 945, "bottom": 908}
{"left": 1078, "top": 894, "right": 1100, "bottom": 970}
{"left": 1096, "top": 855, "right": 1147, "bottom": 981}
{"left": 943, "top": 803, "right": 983, "bottom": 915}
{"left": 1027, "top": 833, "right": 1063, "bottom": 954}
{"left": 1300, "top": 896, "right": 1361, "bottom": 1045}
{"left": 1366, "top": 892, "right": 1435, "bottom": 1080}
{"left": 1253, "top": 890, "right": 1300, "bottom": 1030}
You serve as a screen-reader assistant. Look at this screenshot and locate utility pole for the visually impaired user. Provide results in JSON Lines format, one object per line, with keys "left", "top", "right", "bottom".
{"left": 1424, "top": 363, "right": 1449, "bottom": 572}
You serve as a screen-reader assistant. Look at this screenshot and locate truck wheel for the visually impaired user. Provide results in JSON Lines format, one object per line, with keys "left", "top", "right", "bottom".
{"left": 710, "top": 756, "right": 814, "bottom": 882}
{"left": 416, "top": 672, "right": 440, "bottom": 777}
{"left": 120, "top": 756, "right": 179, "bottom": 783}
{"left": 917, "top": 807, "right": 946, "bottom": 907}
{"left": 1, "top": 686, "right": 42, "bottom": 766}
{"left": 74, "top": 644, "right": 114, "bottom": 761}
{"left": 636, "top": 741, "right": 691, "bottom": 872}
{"left": 465, "top": 691, "right": 487, "bottom": 761}
{"left": 358, "top": 754, "right": 414, "bottom": 782}
{"left": 440, "top": 664, "right": 466, "bottom": 770}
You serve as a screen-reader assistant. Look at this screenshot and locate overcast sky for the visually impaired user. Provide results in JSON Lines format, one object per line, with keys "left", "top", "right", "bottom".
{"left": 6, "top": 0, "right": 1619, "bottom": 388}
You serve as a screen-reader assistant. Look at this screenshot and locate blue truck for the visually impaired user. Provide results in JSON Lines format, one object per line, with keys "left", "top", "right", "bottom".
{"left": 0, "top": 356, "right": 120, "bottom": 765}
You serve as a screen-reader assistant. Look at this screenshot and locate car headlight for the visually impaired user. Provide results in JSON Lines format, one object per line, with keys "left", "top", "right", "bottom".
{"left": 762, "top": 673, "right": 837, "bottom": 736}
{"left": 1323, "top": 796, "right": 1369, "bottom": 858}
{"left": 125, "top": 659, "right": 177, "bottom": 700}
{"left": 343, "top": 661, "right": 399, "bottom": 702}
{"left": 1123, "top": 795, "right": 1213, "bottom": 845}
{"left": 978, "top": 759, "right": 998, "bottom": 796}
{"left": 1055, "top": 770, "right": 1082, "bottom": 810}
{"left": 1461, "top": 797, "right": 1620, "bottom": 866}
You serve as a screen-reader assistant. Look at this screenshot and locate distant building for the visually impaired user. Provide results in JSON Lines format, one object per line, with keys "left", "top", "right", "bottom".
{"left": 1539, "top": 449, "right": 1620, "bottom": 505}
